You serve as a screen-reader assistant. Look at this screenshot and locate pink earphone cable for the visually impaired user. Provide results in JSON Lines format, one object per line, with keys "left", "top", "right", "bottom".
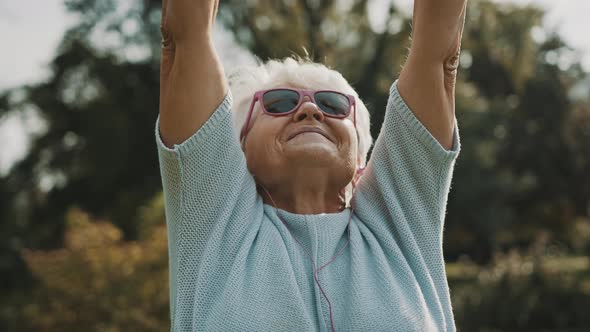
{"left": 259, "top": 167, "right": 364, "bottom": 332}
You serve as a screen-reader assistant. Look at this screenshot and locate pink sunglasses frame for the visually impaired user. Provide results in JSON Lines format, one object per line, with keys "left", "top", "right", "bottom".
{"left": 239, "top": 88, "right": 357, "bottom": 142}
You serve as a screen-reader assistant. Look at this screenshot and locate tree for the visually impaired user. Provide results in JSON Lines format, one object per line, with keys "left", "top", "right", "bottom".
{"left": 13, "top": 204, "right": 169, "bottom": 332}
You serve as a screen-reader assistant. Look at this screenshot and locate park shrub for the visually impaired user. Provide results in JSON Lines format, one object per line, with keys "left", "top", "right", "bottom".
{"left": 450, "top": 238, "right": 590, "bottom": 332}
{"left": 16, "top": 207, "right": 170, "bottom": 332}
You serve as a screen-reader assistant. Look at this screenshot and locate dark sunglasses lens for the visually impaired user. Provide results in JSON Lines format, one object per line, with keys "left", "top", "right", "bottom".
{"left": 314, "top": 92, "right": 350, "bottom": 116}
{"left": 263, "top": 90, "right": 300, "bottom": 114}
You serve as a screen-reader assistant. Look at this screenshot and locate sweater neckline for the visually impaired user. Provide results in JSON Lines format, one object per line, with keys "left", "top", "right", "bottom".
{"left": 262, "top": 203, "right": 353, "bottom": 263}
{"left": 262, "top": 203, "right": 351, "bottom": 219}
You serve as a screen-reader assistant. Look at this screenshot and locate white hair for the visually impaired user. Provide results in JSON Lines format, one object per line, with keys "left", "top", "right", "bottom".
{"left": 228, "top": 56, "right": 373, "bottom": 207}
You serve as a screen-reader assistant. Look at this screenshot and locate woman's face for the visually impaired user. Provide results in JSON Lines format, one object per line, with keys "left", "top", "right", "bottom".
{"left": 241, "top": 85, "right": 360, "bottom": 191}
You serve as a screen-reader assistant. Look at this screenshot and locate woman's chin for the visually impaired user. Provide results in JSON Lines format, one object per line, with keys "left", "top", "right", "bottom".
{"left": 283, "top": 142, "right": 338, "bottom": 157}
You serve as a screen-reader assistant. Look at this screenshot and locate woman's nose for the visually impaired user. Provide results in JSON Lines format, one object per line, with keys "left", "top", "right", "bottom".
{"left": 292, "top": 96, "right": 325, "bottom": 122}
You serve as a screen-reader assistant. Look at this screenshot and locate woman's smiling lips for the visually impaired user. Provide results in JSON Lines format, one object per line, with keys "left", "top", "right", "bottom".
{"left": 287, "top": 126, "right": 332, "bottom": 142}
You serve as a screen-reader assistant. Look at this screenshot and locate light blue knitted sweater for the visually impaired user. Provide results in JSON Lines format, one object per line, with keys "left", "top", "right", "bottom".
{"left": 155, "top": 80, "right": 461, "bottom": 332}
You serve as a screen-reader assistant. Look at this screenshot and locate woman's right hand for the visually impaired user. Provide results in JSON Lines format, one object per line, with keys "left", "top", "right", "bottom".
{"left": 161, "top": 0, "right": 219, "bottom": 45}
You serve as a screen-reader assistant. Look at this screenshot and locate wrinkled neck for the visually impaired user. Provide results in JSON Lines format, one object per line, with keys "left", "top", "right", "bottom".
{"left": 257, "top": 178, "right": 346, "bottom": 215}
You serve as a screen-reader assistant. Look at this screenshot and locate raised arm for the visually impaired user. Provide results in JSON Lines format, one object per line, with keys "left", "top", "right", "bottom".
{"left": 159, "top": 0, "right": 227, "bottom": 147}
{"left": 397, "top": 0, "right": 467, "bottom": 150}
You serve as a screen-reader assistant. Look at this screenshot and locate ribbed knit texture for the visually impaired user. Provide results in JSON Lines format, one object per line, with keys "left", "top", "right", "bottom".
{"left": 155, "top": 79, "right": 461, "bottom": 332}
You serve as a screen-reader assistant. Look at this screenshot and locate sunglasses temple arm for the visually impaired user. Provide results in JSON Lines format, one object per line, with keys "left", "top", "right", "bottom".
{"left": 241, "top": 97, "right": 258, "bottom": 142}
{"left": 353, "top": 99, "right": 357, "bottom": 127}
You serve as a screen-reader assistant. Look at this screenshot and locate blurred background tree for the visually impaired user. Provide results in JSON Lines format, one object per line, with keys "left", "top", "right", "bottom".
{"left": 15, "top": 204, "right": 169, "bottom": 332}
{"left": 1, "top": 0, "right": 588, "bottom": 330}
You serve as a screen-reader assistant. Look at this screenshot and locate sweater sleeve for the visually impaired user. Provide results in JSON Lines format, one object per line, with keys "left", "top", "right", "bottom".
{"left": 154, "top": 91, "right": 261, "bottom": 324}
{"left": 353, "top": 79, "right": 461, "bottom": 272}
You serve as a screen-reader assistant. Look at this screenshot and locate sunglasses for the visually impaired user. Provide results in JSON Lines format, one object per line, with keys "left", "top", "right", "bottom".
{"left": 240, "top": 88, "right": 357, "bottom": 142}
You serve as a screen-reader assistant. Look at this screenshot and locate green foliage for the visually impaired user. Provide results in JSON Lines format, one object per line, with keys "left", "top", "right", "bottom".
{"left": 0, "top": 0, "right": 163, "bottom": 298}
{"left": 13, "top": 206, "right": 169, "bottom": 332}
{"left": 445, "top": 0, "right": 590, "bottom": 262}
{"left": 449, "top": 236, "right": 590, "bottom": 331}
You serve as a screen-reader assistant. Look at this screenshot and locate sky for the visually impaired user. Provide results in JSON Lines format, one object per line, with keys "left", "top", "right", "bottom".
{"left": 1, "top": 0, "right": 589, "bottom": 175}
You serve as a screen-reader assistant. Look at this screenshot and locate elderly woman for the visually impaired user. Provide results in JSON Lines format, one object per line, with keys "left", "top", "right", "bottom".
{"left": 156, "top": 0, "right": 466, "bottom": 331}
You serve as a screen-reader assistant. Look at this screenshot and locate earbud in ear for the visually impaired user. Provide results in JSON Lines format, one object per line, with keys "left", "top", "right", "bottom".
{"left": 356, "top": 167, "right": 365, "bottom": 176}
